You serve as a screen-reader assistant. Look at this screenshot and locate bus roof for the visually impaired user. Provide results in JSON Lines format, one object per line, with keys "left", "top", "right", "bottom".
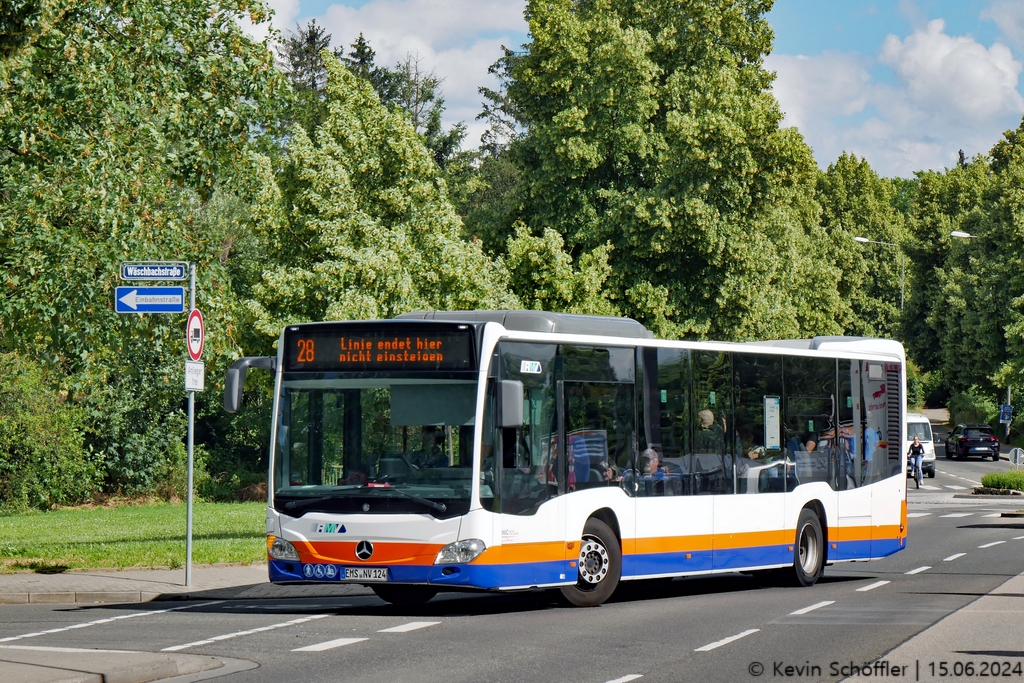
{"left": 396, "top": 310, "right": 653, "bottom": 339}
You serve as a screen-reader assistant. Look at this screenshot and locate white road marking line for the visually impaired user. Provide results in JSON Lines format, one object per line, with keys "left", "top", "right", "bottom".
{"left": 940, "top": 512, "right": 972, "bottom": 518}
{"left": 695, "top": 629, "right": 759, "bottom": 652}
{"left": 377, "top": 621, "right": 440, "bottom": 633}
{"left": 943, "top": 553, "right": 967, "bottom": 562}
{"left": 0, "top": 601, "right": 223, "bottom": 644}
{"left": 944, "top": 485, "right": 968, "bottom": 490}
{"left": 790, "top": 601, "right": 834, "bottom": 615}
{"left": 856, "top": 580, "right": 890, "bottom": 592}
{"left": 1014, "top": 536, "right": 1024, "bottom": 540}
{"left": 604, "top": 676, "right": 643, "bottom": 683}
{"left": 292, "top": 637, "right": 367, "bottom": 652}
{"left": 978, "top": 541, "right": 1006, "bottom": 548}
{"left": 907, "top": 512, "right": 931, "bottom": 517}
{"left": 161, "top": 614, "right": 329, "bottom": 651}
{"left": 919, "top": 485, "right": 941, "bottom": 490}
{"left": 905, "top": 566, "right": 931, "bottom": 575}
{"left": 0, "top": 645, "right": 139, "bottom": 653}
{"left": 983, "top": 513, "right": 1003, "bottom": 518}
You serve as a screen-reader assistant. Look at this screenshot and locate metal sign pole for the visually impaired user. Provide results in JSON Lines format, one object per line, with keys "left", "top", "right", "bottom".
{"left": 186, "top": 263, "right": 196, "bottom": 587}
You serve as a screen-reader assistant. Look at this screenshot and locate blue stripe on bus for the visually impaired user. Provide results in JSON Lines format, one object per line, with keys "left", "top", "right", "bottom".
{"left": 269, "top": 559, "right": 573, "bottom": 589}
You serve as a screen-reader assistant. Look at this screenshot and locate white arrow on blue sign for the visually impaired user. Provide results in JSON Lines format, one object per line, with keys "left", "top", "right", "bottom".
{"left": 115, "top": 286, "right": 186, "bottom": 313}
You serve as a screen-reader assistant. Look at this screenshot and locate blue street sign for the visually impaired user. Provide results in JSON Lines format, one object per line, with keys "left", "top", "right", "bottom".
{"left": 1000, "top": 404, "right": 1013, "bottom": 424}
{"left": 120, "top": 261, "right": 188, "bottom": 281}
{"left": 115, "top": 286, "right": 186, "bottom": 313}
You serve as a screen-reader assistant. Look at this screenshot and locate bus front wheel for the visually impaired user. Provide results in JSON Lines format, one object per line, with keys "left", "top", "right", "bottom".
{"left": 561, "top": 518, "right": 621, "bottom": 607}
{"left": 371, "top": 584, "right": 438, "bottom": 606}
{"left": 792, "top": 508, "right": 824, "bottom": 587}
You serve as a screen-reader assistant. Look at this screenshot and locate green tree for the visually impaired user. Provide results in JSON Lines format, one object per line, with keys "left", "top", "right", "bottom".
{"left": 277, "top": 19, "right": 338, "bottom": 136}
{"left": 245, "top": 53, "right": 517, "bottom": 334}
{"left": 0, "top": 0, "right": 288, "bottom": 493}
{"left": 816, "top": 153, "right": 910, "bottom": 338}
{"left": 503, "top": 0, "right": 842, "bottom": 340}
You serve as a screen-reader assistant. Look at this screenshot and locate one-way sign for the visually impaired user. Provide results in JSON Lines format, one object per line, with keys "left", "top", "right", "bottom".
{"left": 115, "top": 286, "right": 186, "bottom": 313}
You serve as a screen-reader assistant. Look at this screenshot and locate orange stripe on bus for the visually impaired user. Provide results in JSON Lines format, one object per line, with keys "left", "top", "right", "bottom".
{"left": 632, "top": 535, "right": 713, "bottom": 555}
{"left": 829, "top": 526, "right": 873, "bottom": 542}
{"left": 293, "top": 540, "right": 443, "bottom": 566}
{"left": 474, "top": 542, "right": 567, "bottom": 565}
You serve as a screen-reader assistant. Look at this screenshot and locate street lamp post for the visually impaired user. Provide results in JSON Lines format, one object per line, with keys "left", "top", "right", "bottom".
{"left": 854, "top": 236, "right": 905, "bottom": 311}
{"left": 950, "top": 230, "right": 1012, "bottom": 438}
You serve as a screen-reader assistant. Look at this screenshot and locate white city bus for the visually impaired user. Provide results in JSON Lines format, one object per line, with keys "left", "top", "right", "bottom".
{"left": 225, "top": 311, "right": 907, "bottom": 607}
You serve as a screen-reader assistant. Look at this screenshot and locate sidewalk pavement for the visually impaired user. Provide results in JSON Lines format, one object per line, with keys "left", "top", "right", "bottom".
{"left": 845, "top": 568, "right": 1024, "bottom": 682}
{"left": 0, "top": 646, "right": 256, "bottom": 683}
{"left": 0, "top": 563, "right": 372, "bottom": 605}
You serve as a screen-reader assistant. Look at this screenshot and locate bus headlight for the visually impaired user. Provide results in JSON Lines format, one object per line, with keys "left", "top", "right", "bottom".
{"left": 268, "top": 536, "right": 300, "bottom": 561}
{"left": 434, "top": 539, "right": 486, "bottom": 565}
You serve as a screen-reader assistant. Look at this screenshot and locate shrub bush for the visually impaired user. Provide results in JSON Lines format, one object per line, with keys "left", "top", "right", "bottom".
{"left": 980, "top": 471, "right": 1024, "bottom": 492}
{"left": 0, "top": 354, "right": 101, "bottom": 511}
{"left": 948, "top": 385, "right": 999, "bottom": 427}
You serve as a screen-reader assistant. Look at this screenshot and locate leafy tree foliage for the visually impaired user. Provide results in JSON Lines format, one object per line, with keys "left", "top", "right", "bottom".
{"left": 0, "top": 354, "right": 98, "bottom": 511}
{"left": 503, "top": 0, "right": 843, "bottom": 340}
{"left": 245, "top": 54, "right": 517, "bottom": 334}
{"left": 816, "top": 153, "right": 909, "bottom": 338}
{"left": 0, "top": 0, "right": 287, "bottom": 496}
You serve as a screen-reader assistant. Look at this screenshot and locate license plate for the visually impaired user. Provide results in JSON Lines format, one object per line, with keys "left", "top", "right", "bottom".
{"left": 973, "top": 447, "right": 988, "bottom": 451}
{"left": 344, "top": 567, "right": 388, "bottom": 582}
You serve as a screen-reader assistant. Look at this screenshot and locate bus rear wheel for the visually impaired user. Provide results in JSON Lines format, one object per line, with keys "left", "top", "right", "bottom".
{"left": 371, "top": 584, "right": 438, "bottom": 606}
{"left": 561, "top": 518, "right": 621, "bottom": 607}
{"left": 792, "top": 508, "right": 824, "bottom": 587}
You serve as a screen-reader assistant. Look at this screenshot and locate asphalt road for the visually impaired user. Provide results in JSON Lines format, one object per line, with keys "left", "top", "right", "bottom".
{"left": 2, "top": 458, "right": 1022, "bottom": 683}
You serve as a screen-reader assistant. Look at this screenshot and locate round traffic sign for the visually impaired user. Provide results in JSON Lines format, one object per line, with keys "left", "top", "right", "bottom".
{"left": 187, "top": 309, "right": 205, "bottom": 361}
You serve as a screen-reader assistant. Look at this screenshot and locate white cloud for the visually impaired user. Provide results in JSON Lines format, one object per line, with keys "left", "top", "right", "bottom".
{"left": 240, "top": 0, "right": 300, "bottom": 41}
{"left": 769, "top": 20, "right": 1024, "bottom": 177}
{"left": 982, "top": 1, "right": 1024, "bottom": 46}
{"left": 291, "top": 1, "right": 529, "bottom": 148}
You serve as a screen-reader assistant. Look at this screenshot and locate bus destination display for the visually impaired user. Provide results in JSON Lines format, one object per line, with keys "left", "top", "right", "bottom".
{"left": 284, "top": 325, "right": 475, "bottom": 372}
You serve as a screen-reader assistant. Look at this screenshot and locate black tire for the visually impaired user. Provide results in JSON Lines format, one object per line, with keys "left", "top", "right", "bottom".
{"left": 792, "top": 508, "right": 824, "bottom": 587}
{"left": 371, "top": 584, "right": 438, "bottom": 606}
{"left": 927, "top": 469, "right": 935, "bottom": 478}
{"left": 993, "top": 453, "right": 1001, "bottom": 462}
{"left": 561, "top": 518, "right": 621, "bottom": 607}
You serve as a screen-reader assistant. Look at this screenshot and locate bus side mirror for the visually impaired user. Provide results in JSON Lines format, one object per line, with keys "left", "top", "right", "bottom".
{"left": 224, "top": 356, "right": 276, "bottom": 413}
{"left": 499, "top": 380, "right": 524, "bottom": 428}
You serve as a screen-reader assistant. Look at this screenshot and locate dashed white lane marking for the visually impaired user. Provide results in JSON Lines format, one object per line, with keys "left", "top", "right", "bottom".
{"left": 292, "top": 637, "right": 367, "bottom": 652}
{"left": 856, "top": 580, "right": 890, "bottom": 592}
{"left": 978, "top": 541, "right": 1006, "bottom": 548}
{"left": 790, "top": 601, "right": 834, "bottom": 615}
{"left": 940, "top": 513, "right": 972, "bottom": 518}
{"left": 919, "top": 485, "right": 941, "bottom": 491}
{"left": 983, "top": 513, "right": 1003, "bottom": 518}
{"left": 905, "top": 566, "right": 931, "bottom": 575}
{"left": 1014, "top": 536, "right": 1024, "bottom": 540}
{"left": 907, "top": 512, "right": 931, "bottom": 517}
{"left": 944, "top": 485, "right": 968, "bottom": 491}
{"left": 695, "top": 629, "right": 759, "bottom": 652}
{"left": 377, "top": 621, "right": 440, "bottom": 633}
{"left": 943, "top": 553, "right": 967, "bottom": 562}
{"left": 604, "top": 676, "right": 643, "bottom": 683}
{"left": 161, "top": 614, "right": 329, "bottom": 651}
{"left": 0, "top": 601, "right": 223, "bottom": 644}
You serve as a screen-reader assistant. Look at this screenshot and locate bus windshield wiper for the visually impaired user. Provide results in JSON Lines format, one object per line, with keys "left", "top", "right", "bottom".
{"left": 280, "top": 486, "right": 445, "bottom": 513}
{"left": 369, "top": 485, "right": 446, "bottom": 512}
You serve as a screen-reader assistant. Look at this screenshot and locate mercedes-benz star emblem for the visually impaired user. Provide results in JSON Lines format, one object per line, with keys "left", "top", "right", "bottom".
{"left": 355, "top": 540, "right": 374, "bottom": 561}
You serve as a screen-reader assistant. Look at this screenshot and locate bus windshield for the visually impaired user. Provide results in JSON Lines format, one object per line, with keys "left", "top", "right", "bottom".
{"left": 274, "top": 377, "right": 478, "bottom": 518}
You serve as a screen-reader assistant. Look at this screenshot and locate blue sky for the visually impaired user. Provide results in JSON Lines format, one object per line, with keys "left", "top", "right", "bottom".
{"left": 265, "top": 0, "right": 1024, "bottom": 177}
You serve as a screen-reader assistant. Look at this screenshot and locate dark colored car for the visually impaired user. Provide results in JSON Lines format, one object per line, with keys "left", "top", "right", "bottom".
{"left": 944, "top": 424, "right": 1000, "bottom": 461}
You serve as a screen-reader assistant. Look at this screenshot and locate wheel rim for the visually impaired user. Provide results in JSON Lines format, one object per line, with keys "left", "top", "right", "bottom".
{"left": 797, "top": 522, "right": 819, "bottom": 575}
{"left": 577, "top": 535, "right": 610, "bottom": 586}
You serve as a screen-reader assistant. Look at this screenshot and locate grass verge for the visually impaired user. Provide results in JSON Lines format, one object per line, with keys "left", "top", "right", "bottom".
{"left": 0, "top": 501, "right": 265, "bottom": 573}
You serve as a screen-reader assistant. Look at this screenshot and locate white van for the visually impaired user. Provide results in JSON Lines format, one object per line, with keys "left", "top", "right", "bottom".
{"left": 906, "top": 412, "right": 936, "bottom": 478}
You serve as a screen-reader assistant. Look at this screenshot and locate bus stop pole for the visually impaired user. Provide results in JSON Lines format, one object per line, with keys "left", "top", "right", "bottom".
{"left": 185, "top": 263, "right": 196, "bottom": 587}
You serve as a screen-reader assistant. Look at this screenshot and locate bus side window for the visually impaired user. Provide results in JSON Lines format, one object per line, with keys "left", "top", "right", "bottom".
{"left": 692, "top": 351, "right": 734, "bottom": 495}
{"left": 637, "top": 346, "right": 690, "bottom": 496}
